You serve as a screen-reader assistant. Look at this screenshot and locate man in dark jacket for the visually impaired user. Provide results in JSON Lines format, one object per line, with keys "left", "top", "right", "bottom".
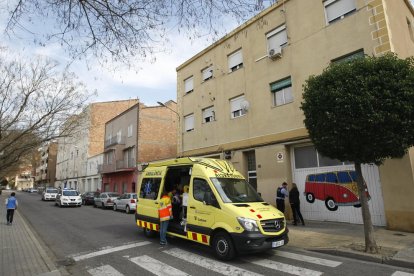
{"left": 289, "top": 183, "right": 305, "bottom": 226}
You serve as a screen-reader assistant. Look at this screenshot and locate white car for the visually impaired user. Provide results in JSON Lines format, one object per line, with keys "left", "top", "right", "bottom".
{"left": 55, "top": 189, "right": 82, "bottom": 207}
{"left": 42, "top": 188, "right": 58, "bottom": 201}
{"left": 113, "top": 193, "right": 137, "bottom": 213}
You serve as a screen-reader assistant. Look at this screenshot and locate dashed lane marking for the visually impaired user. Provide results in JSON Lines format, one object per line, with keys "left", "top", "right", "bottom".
{"left": 129, "top": 255, "right": 190, "bottom": 276}
{"left": 274, "top": 250, "right": 342, "bottom": 267}
{"left": 72, "top": 241, "right": 151, "bottom": 262}
{"left": 87, "top": 264, "right": 124, "bottom": 276}
{"left": 163, "top": 248, "right": 263, "bottom": 276}
{"left": 244, "top": 257, "right": 323, "bottom": 276}
{"left": 391, "top": 272, "right": 414, "bottom": 276}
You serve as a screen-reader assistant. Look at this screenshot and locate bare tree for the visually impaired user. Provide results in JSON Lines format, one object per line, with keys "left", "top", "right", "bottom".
{"left": 0, "top": 54, "right": 92, "bottom": 176}
{"left": 3, "top": 0, "right": 275, "bottom": 67}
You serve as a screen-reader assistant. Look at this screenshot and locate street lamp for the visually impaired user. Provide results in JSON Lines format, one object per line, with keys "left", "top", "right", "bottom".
{"left": 157, "top": 102, "right": 182, "bottom": 157}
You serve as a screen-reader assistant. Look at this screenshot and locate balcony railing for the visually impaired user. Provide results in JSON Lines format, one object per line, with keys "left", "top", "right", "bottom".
{"left": 104, "top": 136, "right": 126, "bottom": 149}
{"left": 99, "top": 158, "right": 136, "bottom": 174}
{"left": 116, "top": 158, "right": 136, "bottom": 170}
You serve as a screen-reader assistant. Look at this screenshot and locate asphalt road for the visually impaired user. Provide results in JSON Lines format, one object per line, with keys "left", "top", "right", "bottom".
{"left": 17, "top": 191, "right": 414, "bottom": 276}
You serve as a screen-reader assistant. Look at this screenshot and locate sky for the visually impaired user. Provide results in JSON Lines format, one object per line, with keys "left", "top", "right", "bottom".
{"left": 0, "top": 4, "right": 236, "bottom": 107}
{"left": 35, "top": 33, "right": 209, "bottom": 106}
{"left": 1, "top": 1, "right": 414, "bottom": 107}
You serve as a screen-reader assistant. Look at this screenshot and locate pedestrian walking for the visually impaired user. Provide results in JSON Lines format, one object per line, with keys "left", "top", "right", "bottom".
{"left": 289, "top": 183, "right": 305, "bottom": 226}
{"left": 276, "top": 182, "right": 289, "bottom": 213}
{"left": 5, "top": 192, "right": 18, "bottom": 225}
{"left": 158, "top": 190, "right": 173, "bottom": 245}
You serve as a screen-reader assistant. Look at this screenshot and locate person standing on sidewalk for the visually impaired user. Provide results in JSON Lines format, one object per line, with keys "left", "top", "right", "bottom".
{"left": 276, "top": 182, "right": 289, "bottom": 213}
{"left": 158, "top": 190, "right": 173, "bottom": 245}
{"left": 5, "top": 192, "right": 18, "bottom": 225}
{"left": 289, "top": 183, "right": 305, "bottom": 226}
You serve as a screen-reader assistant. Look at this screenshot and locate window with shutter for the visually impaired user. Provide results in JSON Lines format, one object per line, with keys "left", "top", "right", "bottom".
{"left": 184, "top": 76, "right": 194, "bottom": 94}
{"left": 230, "top": 95, "right": 246, "bottom": 118}
{"left": 267, "top": 24, "right": 288, "bottom": 53}
{"left": 202, "top": 106, "right": 215, "bottom": 123}
{"left": 228, "top": 50, "right": 243, "bottom": 72}
{"left": 324, "top": 0, "right": 356, "bottom": 24}
{"left": 184, "top": 114, "right": 195, "bottom": 132}
{"left": 202, "top": 66, "right": 213, "bottom": 81}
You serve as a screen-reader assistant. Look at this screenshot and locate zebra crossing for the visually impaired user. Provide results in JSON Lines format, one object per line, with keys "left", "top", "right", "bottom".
{"left": 75, "top": 241, "right": 414, "bottom": 276}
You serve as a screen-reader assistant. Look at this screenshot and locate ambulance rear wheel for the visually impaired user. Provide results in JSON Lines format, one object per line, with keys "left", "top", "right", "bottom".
{"left": 143, "top": 227, "right": 156, "bottom": 238}
{"left": 212, "top": 232, "right": 236, "bottom": 261}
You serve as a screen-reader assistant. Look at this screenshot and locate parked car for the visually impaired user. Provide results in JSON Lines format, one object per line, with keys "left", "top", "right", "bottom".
{"left": 113, "top": 193, "right": 138, "bottom": 213}
{"left": 28, "top": 188, "right": 38, "bottom": 193}
{"left": 42, "top": 188, "right": 59, "bottom": 201}
{"left": 82, "top": 192, "right": 100, "bottom": 205}
{"left": 55, "top": 189, "right": 82, "bottom": 207}
{"left": 94, "top": 192, "right": 120, "bottom": 209}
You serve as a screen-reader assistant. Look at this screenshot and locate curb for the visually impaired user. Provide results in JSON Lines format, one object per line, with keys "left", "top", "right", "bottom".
{"left": 310, "top": 248, "right": 414, "bottom": 270}
{"left": 17, "top": 211, "right": 60, "bottom": 274}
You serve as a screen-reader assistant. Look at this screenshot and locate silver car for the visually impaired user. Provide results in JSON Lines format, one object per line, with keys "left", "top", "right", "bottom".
{"left": 94, "top": 192, "right": 120, "bottom": 209}
{"left": 113, "top": 193, "right": 137, "bottom": 214}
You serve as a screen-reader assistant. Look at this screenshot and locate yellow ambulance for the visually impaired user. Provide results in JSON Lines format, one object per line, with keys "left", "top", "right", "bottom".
{"left": 135, "top": 157, "right": 288, "bottom": 260}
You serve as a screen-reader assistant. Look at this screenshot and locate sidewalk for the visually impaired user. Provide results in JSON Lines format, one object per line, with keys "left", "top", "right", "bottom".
{"left": 1, "top": 190, "right": 413, "bottom": 275}
{"left": 287, "top": 220, "right": 414, "bottom": 269}
{"left": 1, "top": 190, "right": 61, "bottom": 276}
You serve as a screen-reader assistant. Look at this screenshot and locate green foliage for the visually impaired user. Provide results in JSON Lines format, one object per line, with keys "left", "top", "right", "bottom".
{"left": 301, "top": 53, "right": 414, "bottom": 165}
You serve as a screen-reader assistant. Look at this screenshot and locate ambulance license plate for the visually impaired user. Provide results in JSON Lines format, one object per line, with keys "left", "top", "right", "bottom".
{"left": 272, "top": 240, "right": 284, "bottom": 248}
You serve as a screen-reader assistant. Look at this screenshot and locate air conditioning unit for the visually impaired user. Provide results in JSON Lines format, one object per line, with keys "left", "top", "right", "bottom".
{"left": 268, "top": 48, "right": 282, "bottom": 60}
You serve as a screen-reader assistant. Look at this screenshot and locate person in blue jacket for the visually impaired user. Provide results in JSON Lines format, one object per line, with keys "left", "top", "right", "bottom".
{"left": 5, "top": 192, "right": 18, "bottom": 225}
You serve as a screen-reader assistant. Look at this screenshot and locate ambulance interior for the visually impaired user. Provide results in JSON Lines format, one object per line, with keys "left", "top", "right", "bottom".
{"left": 163, "top": 166, "right": 192, "bottom": 235}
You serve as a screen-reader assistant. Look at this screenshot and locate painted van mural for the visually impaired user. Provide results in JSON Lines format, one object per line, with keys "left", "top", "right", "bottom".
{"left": 304, "top": 170, "right": 370, "bottom": 211}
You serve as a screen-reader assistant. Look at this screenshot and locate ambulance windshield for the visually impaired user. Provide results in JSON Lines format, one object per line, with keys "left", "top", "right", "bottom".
{"left": 211, "top": 178, "right": 263, "bottom": 203}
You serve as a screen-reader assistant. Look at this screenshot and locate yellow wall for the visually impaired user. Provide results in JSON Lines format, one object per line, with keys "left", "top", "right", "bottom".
{"left": 177, "top": 0, "right": 414, "bottom": 231}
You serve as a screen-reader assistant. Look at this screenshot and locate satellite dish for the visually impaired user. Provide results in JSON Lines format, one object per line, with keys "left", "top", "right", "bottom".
{"left": 240, "top": 100, "right": 250, "bottom": 112}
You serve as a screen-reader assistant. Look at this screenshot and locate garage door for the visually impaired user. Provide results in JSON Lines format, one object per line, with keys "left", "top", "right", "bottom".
{"left": 292, "top": 145, "right": 386, "bottom": 226}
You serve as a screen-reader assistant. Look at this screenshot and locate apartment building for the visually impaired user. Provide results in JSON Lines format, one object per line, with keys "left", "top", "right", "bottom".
{"left": 176, "top": 0, "right": 414, "bottom": 231}
{"left": 101, "top": 101, "right": 178, "bottom": 193}
{"left": 34, "top": 142, "right": 57, "bottom": 186}
{"left": 55, "top": 99, "right": 138, "bottom": 193}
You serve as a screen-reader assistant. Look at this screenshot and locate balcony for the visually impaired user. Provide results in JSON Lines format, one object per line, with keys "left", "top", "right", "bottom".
{"left": 100, "top": 163, "right": 116, "bottom": 173}
{"left": 116, "top": 159, "right": 136, "bottom": 170}
{"left": 104, "top": 136, "right": 126, "bottom": 149}
{"left": 99, "top": 158, "right": 136, "bottom": 174}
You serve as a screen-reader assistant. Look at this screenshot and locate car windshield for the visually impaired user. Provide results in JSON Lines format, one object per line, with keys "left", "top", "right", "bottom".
{"left": 63, "top": 190, "right": 79, "bottom": 196}
{"left": 108, "top": 193, "right": 120, "bottom": 197}
{"left": 210, "top": 178, "right": 263, "bottom": 203}
{"left": 46, "top": 189, "right": 58, "bottom": 193}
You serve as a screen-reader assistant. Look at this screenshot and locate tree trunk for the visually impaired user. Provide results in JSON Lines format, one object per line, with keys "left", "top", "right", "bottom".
{"left": 355, "top": 162, "right": 379, "bottom": 253}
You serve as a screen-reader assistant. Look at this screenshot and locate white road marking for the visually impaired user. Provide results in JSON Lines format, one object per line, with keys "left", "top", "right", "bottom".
{"left": 274, "top": 250, "right": 342, "bottom": 267}
{"left": 73, "top": 241, "right": 151, "bottom": 261}
{"left": 87, "top": 264, "right": 124, "bottom": 276}
{"left": 130, "top": 255, "right": 190, "bottom": 276}
{"left": 163, "top": 248, "right": 263, "bottom": 276}
{"left": 391, "top": 272, "right": 414, "bottom": 276}
{"left": 245, "top": 257, "right": 322, "bottom": 276}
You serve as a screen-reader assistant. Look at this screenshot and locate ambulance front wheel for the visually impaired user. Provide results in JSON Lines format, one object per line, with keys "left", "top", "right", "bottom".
{"left": 143, "top": 227, "right": 156, "bottom": 238}
{"left": 212, "top": 232, "right": 236, "bottom": 261}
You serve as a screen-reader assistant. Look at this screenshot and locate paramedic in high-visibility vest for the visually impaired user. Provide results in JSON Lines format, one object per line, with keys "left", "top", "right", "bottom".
{"left": 159, "top": 191, "right": 173, "bottom": 245}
